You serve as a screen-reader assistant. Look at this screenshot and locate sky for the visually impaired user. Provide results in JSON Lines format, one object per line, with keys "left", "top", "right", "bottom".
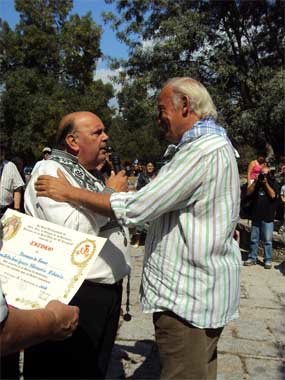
{"left": 0, "top": 0, "right": 129, "bottom": 83}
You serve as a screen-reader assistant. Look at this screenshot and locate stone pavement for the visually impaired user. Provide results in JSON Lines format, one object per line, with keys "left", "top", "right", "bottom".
{"left": 107, "top": 246, "right": 285, "bottom": 380}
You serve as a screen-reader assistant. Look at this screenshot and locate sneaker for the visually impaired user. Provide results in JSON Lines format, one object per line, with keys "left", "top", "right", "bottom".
{"left": 244, "top": 259, "right": 256, "bottom": 266}
{"left": 264, "top": 261, "right": 272, "bottom": 269}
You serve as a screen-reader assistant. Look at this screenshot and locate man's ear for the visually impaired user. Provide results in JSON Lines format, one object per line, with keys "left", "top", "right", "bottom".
{"left": 182, "top": 95, "right": 191, "bottom": 117}
{"left": 65, "top": 134, "right": 79, "bottom": 153}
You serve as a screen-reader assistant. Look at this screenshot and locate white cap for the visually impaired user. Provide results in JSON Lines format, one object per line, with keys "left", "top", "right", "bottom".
{"left": 42, "top": 147, "right": 52, "bottom": 154}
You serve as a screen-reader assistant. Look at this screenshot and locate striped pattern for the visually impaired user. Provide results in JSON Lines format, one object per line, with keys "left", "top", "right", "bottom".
{"left": 111, "top": 134, "right": 241, "bottom": 328}
{"left": 0, "top": 161, "right": 24, "bottom": 206}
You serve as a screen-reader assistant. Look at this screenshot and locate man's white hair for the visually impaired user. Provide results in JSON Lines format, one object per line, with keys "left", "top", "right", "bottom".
{"left": 165, "top": 77, "right": 218, "bottom": 119}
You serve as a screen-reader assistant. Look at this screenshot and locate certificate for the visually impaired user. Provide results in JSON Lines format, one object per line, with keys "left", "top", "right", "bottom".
{"left": 0, "top": 209, "right": 106, "bottom": 309}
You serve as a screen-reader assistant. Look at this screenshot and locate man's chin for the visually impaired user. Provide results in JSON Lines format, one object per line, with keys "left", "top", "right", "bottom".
{"left": 98, "top": 152, "right": 107, "bottom": 163}
{"left": 158, "top": 128, "right": 167, "bottom": 140}
{"left": 159, "top": 129, "right": 174, "bottom": 143}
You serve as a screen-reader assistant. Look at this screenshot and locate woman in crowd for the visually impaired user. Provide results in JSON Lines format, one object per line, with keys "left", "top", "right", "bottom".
{"left": 247, "top": 153, "right": 266, "bottom": 185}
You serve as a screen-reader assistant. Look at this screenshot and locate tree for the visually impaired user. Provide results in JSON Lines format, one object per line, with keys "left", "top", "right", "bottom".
{"left": 104, "top": 0, "right": 284, "bottom": 157}
{"left": 0, "top": 0, "right": 114, "bottom": 160}
{"left": 108, "top": 78, "right": 165, "bottom": 161}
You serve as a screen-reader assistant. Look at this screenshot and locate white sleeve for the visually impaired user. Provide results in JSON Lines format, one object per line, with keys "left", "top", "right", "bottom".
{"left": 8, "top": 162, "right": 25, "bottom": 190}
{"left": 0, "top": 283, "right": 8, "bottom": 323}
{"left": 24, "top": 161, "right": 105, "bottom": 234}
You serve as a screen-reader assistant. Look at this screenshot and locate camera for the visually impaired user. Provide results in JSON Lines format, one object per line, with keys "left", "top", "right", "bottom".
{"left": 258, "top": 173, "right": 265, "bottom": 181}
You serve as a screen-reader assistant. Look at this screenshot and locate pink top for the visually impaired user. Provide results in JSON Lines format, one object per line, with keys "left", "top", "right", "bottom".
{"left": 250, "top": 161, "right": 262, "bottom": 180}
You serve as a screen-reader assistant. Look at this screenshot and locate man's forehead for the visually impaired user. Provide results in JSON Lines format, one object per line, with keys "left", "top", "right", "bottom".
{"left": 158, "top": 85, "right": 173, "bottom": 103}
{"left": 59, "top": 111, "right": 104, "bottom": 131}
{"left": 76, "top": 114, "right": 104, "bottom": 129}
{"left": 75, "top": 116, "right": 104, "bottom": 127}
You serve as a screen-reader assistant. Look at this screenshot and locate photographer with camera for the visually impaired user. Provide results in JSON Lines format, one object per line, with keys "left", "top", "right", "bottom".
{"left": 244, "top": 167, "right": 279, "bottom": 269}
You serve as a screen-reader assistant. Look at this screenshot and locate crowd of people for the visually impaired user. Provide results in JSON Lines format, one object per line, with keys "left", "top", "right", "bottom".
{"left": 0, "top": 76, "right": 284, "bottom": 380}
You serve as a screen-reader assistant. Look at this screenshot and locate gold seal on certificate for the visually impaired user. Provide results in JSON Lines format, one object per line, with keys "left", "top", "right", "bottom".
{"left": 71, "top": 239, "right": 96, "bottom": 267}
{"left": 0, "top": 209, "right": 107, "bottom": 309}
{"left": 2, "top": 215, "right": 22, "bottom": 241}
{"left": 64, "top": 239, "right": 97, "bottom": 300}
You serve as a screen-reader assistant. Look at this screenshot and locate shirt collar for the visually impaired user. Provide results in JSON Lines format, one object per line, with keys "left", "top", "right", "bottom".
{"left": 50, "top": 149, "right": 78, "bottom": 164}
{"left": 49, "top": 149, "right": 104, "bottom": 191}
{"left": 178, "top": 117, "right": 227, "bottom": 147}
{"left": 163, "top": 117, "right": 239, "bottom": 160}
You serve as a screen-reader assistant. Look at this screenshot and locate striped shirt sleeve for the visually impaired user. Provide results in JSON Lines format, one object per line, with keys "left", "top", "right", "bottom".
{"left": 111, "top": 135, "right": 226, "bottom": 225}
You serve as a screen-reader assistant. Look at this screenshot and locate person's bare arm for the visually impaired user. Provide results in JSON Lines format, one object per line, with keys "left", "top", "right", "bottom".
{"left": 263, "top": 179, "right": 276, "bottom": 199}
{"left": 247, "top": 160, "right": 255, "bottom": 184}
{"left": 246, "top": 180, "right": 256, "bottom": 196}
{"left": 34, "top": 169, "right": 128, "bottom": 217}
{"left": 13, "top": 189, "right": 22, "bottom": 210}
{"left": 0, "top": 300, "right": 79, "bottom": 356}
{"left": 65, "top": 186, "right": 114, "bottom": 217}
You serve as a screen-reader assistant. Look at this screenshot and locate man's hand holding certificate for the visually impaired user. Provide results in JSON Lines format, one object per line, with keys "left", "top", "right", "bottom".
{"left": 0, "top": 209, "right": 106, "bottom": 309}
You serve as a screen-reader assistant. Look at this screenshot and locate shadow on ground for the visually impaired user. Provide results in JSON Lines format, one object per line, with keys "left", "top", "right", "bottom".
{"left": 274, "top": 261, "right": 285, "bottom": 275}
{"left": 107, "top": 339, "right": 160, "bottom": 379}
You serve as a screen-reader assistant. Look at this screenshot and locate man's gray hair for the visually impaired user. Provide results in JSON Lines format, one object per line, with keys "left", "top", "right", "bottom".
{"left": 165, "top": 77, "right": 218, "bottom": 119}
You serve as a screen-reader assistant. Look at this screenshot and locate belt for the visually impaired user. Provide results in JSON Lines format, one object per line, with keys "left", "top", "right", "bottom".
{"left": 84, "top": 279, "right": 123, "bottom": 288}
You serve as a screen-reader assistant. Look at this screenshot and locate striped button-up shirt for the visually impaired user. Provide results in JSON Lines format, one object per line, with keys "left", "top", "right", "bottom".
{"left": 111, "top": 125, "right": 241, "bottom": 328}
{"left": 0, "top": 161, "right": 24, "bottom": 207}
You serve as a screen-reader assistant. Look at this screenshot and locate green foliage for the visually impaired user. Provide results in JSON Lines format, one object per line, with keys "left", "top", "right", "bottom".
{"left": 237, "top": 144, "right": 258, "bottom": 174}
{"left": 108, "top": 79, "right": 166, "bottom": 160}
{"left": 61, "top": 13, "right": 102, "bottom": 88}
{"left": 0, "top": 0, "right": 114, "bottom": 160}
{"left": 105, "top": 0, "right": 285, "bottom": 158}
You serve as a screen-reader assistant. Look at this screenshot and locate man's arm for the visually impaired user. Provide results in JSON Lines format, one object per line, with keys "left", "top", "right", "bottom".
{"left": 62, "top": 186, "right": 114, "bottom": 218}
{"left": 34, "top": 168, "right": 127, "bottom": 218}
{"left": 13, "top": 189, "right": 22, "bottom": 210}
{"left": 247, "top": 178, "right": 276, "bottom": 199}
{"left": 35, "top": 145, "right": 205, "bottom": 224}
{"left": 0, "top": 300, "right": 79, "bottom": 356}
{"left": 10, "top": 162, "right": 25, "bottom": 192}
{"left": 36, "top": 139, "right": 233, "bottom": 226}
{"left": 263, "top": 179, "right": 276, "bottom": 199}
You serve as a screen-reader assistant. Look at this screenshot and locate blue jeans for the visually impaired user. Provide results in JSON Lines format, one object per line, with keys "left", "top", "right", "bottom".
{"left": 248, "top": 220, "right": 273, "bottom": 262}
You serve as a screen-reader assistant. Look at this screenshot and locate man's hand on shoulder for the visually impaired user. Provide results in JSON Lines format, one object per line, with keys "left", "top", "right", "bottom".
{"left": 106, "top": 170, "right": 128, "bottom": 192}
{"left": 34, "top": 169, "right": 72, "bottom": 202}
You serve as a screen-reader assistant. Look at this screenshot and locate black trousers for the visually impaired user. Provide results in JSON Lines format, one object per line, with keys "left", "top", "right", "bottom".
{"left": 0, "top": 352, "right": 20, "bottom": 380}
{"left": 24, "top": 281, "right": 123, "bottom": 379}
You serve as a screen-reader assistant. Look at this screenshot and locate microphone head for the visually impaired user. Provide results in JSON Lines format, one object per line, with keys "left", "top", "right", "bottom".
{"left": 111, "top": 152, "right": 121, "bottom": 174}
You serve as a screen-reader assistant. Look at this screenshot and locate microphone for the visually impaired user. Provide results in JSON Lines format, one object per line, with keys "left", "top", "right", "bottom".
{"left": 111, "top": 152, "right": 121, "bottom": 174}
{"left": 110, "top": 150, "right": 132, "bottom": 321}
